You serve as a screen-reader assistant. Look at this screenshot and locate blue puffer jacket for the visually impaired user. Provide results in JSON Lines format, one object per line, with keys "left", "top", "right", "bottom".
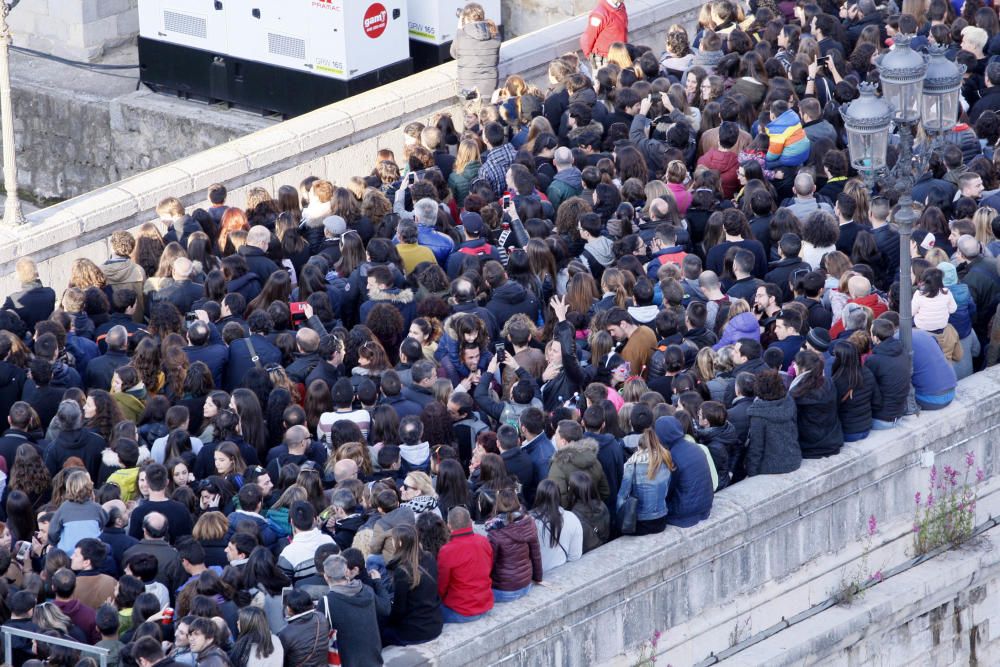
{"left": 617, "top": 450, "right": 670, "bottom": 521}
{"left": 417, "top": 224, "right": 455, "bottom": 267}
{"left": 655, "top": 417, "right": 713, "bottom": 528}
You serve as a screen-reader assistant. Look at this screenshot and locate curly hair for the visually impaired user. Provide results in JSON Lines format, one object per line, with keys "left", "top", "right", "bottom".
{"left": 161, "top": 345, "right": 190, "bottom": 400}
{"left": 131, "top": 223, "right": 165, "bottom": 278}
{"left": 365, "top": 304, "right": 406, "bottom": 365}
{"left": 131, "top": 337, "right": 163, "bottom": 394}
{"left": 69, "top": 258, "right": 107, "bottom": 290}
{"left": 420, "top": 402, "right": 455, "bottom": 447}
{"left": 85, "top": 390, "right": 123, "bottom": 443}
{"left": 10, "top": 443, "right": 50, "bottom": 496}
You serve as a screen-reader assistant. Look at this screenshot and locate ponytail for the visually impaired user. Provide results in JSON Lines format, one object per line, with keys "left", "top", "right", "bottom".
{"left": 639, "top": 427, "right": 675, "bottom": 479}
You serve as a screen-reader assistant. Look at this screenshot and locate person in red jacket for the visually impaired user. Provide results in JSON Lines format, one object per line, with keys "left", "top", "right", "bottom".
{"left": 580, "top": 0, "right": 628, "bottom": 68}
{"left": 437, "top": 506, "right": 495, "bottom": 623}
{"left": 697, "top": 121, "right": 741, "bottom": 199}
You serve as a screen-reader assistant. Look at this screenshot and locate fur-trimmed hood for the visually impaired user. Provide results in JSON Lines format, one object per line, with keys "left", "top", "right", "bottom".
{"left": 551, "top": 437, "right": 599, "bottom": 468}
{"left": 101, "top": 445, "right": 152, "bottom": 469}
{"left": 367, "top": 285, "right": 414, "bottom": 304}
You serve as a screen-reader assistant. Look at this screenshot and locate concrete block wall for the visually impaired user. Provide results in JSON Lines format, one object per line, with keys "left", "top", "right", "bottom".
{"left": 0, "top": 0, "right": 703, "bottom": 296}
{"left": 8, "top": 0, "right": 139, "bottom": 62}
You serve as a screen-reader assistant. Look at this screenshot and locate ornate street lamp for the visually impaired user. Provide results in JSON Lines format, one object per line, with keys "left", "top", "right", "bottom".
{"left": 874, "top": 34, "right": 928, "bottom": 124}
{"left": 0, "top": 0, "right": 24, "bottom": 225}
{"left": 840, "top": 83, "right": 893, "bottom": 191}
{"left": 922, "top": 45, "right": 966, "bottom": 138}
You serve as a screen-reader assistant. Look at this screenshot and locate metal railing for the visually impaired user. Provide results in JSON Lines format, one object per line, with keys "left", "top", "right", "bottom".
{"left": 2, "top": 625, "right": 109, "bottom": 667}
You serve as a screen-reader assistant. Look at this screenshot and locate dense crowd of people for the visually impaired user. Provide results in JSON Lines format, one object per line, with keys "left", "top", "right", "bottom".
{"left": 0, "top": 0, "right": 998, "bottom": 664}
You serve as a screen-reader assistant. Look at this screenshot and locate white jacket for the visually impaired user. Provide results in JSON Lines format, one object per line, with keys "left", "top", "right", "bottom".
{"left": 534, "top": 508, "right": 583, "bottom": 574}
{"left": 278, "top": 529, "right": 335, "bottom": 583}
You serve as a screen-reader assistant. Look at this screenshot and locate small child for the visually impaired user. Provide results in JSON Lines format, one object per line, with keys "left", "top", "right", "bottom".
{"left": 95, "top": 604, "right": 124, "bottom": 667}
{"left": 912, "top": 267, "right": 957, "bottom": 333}
{"left": 105, "top": 440, "right": 141, "bottom": 503}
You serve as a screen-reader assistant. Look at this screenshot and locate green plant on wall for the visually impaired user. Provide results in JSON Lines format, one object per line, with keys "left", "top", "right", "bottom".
{"left": 912, "top": 452, "right": 983, "bottom": 556}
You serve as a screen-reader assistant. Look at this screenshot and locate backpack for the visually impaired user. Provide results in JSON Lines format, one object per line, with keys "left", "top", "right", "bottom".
{"left": 456, "top": 243, "right": 495, "bottom": 267}
{"left": 573, "top": 502, "right": 610, "bottom": 553}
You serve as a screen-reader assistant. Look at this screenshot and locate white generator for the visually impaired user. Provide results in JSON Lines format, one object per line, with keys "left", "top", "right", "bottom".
{"left": 136, "top": 0, "right": 413, "bottom": 117}
{"left": 227, "top": 0, "right": 410, "bottom": 81}
{"left": 407, "top": 0, "right": 502, "bottom": 66}
{"left": 137, "top": 0, "right": 230, "bottom": 53}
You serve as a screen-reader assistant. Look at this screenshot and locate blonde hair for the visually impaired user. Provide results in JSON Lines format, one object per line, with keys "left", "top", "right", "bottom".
{"left": 459, "top": 2, "right": 498, "bottom": 36}
{"left": 726, "top": 298, "right": 751, "bottom": 320}
{"left": 973, "top": 206, "right": 998, "bottom": 248}
{"left": 666, "top": 161, "right": 688, "bottom": 185}
{"left": 636, "top": 428, "right": 676, "bottom": 479}
{"left": 454, "top": 139, "right": 481, "bottom": 174}
{"left": 65, "top": 469, "right": 94, "bottom": 503}
{"left": 193, "top": 511, "right": 229, "bottom": 541}
{"left": 245, "top": 187, "right": 273, "bottom": 212}
{"left": 312, "top": 180, "right": 334, "bottom": 203}
{"left": 607, "top": 42, "right": 632, "bottom": 69}
{"left": 403, "top": 471, "right": 436, "bottom": 497}
{"left": 15, "top": 258, "right": 37, "bottom": 283}
{"left": 156, "top": 197, "right": 184, "bottom": 219}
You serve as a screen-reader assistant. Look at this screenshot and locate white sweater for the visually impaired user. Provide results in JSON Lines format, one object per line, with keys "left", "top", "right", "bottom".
{"left": 534, "top": 508, "right": 583, "bottom": 574}
{"left": 912, "top": 290, "right": 957, "bottom": 331}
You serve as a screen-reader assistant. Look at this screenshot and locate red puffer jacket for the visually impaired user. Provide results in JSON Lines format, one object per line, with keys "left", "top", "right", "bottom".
{"left": 486, "top": 512, "right": 543, "bottom": 591}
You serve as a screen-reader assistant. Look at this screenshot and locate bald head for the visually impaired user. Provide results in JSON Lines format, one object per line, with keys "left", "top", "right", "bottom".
{"left": 958, "top": 234, "right": 981, "bottom": 260}
{"left": 142, "top": 512, "right": 168, "bottom": 539}
{"left": 106, "top": 325, "right": 128, "bottom": 352}
{"left": 793, "top": 172, "right": 815, "bottom": 197}
{"left": 296, "top": 327, "right": 320, "bottom": 354}
{"left": 102, "top": 499, "right": 128, "bottom": 528}
{"left": 650, "top": 198, "right": 670, "bottom": 220}
{"left": 847, "top": 275, "right": 872, "bottom": 298}
{"left": 333, "top": 459, "right": 358, "bottom": 482}
{"left": 284, "top": 424, "right": 311, "bottom": 454}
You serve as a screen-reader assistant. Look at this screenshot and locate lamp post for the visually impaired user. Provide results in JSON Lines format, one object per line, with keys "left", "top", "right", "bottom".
{"left": 841, "top": 34, "right": 956, "bottom": 362}
{"left": 840, "top": 84, "right": 892, "bottom": 191}
{"left": 0, "top": 0, "right": 23, "bottom": 226}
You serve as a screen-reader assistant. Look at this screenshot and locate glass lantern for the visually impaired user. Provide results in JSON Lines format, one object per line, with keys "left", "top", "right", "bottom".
{"left": 841, "top": 83, "right": 893, "bottom": 175}
{"left": 875, "top": 35, "right": 929, "bottom": 123}
{"left": 922, "top": 45, "right": 965, "bottom": 135}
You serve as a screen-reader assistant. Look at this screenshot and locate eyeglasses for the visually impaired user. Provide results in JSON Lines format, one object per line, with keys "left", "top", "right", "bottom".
{"left": 401, "top": 483, "right": 412, "bottom": 491}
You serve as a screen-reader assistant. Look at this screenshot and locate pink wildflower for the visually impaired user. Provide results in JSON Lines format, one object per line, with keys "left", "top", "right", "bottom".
{"left": 915, "top": 492, "right": 922, "bottom": 506}
{"left": 930, "top": 465, "right": 937, "bottom": 484}
{"left": 927, "top": 493, "right": 934, "bottom": 507}
{"left": 966, "top": 452, "right": 976, "bottom": 468}
{"left": 868, "top": 514, "right": 878, "bottom": 536}
{"left": 977, "top": 469, "right": 985, "bottom": 483}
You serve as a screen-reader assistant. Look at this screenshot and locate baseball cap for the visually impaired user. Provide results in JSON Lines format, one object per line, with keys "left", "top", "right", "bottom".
{"left": 460, "top": 212, "right": 484, "bottom": 236}
{"left": 323, "top": 215, "right": 347, "bottom": 236}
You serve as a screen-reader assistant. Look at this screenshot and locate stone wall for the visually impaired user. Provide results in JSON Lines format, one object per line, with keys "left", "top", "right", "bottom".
{"left": 8, "top": 0, "right": 138, "bottom": 62}
{"left": 0, "top": 0, "right": 702, "bottom": 295}
{"left": 727, "top": 524, "right": 1000, "bottom": 666}
{"left": 377, "top": 366, "right": 1000, "bottom": 666}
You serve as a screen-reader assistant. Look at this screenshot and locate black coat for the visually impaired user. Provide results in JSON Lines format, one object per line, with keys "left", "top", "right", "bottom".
{"left": 723, "top": 357, "right": 770, "bottom": 407}
{"left": 23, "top": 384, "right": 64, "bottom": 429}
{"left": 162, "top": 215, "right": 201, "bottom": 248}
{"left": 237, "top": 246, "right": 281, "bottom": 285}
{"left": 794, "top": 296, "right": 833, "bottom": 329}
{"left": 152, "top": 279, "right": 205, "bottom": 315}
{"left": 224, "top": 335, "right": 282, "bottom": 392}
{"left": 385, "top": 552, "right": 443, "bottom": 644}
{"left": 746, "top": 394, "right": 800, "bottom": 476}
{"left": 286, "top": 352, "right": 321, "bottom": 384}
{"left": 765, "top": 257, "right": 810, "bottom": 303}
{"left": 278, "top": 611, "right": 330, "bottom": 667}
{"left": 381, "top": 393, "right": 423, "bottom": 420}
{"left": 501, "top": 446, "right": 537, "bottom": 503}
{"left": 589, "top": 432, "right": 624, "bottom": 515}
{"left": 83, "top": 350, "right": 130, "bottom": 391}
{"left": 0, "top": 429, "right": 41, "bottom": 471}
{"left": 0, "top": 362, "right": 26, "bottom": 424}
{"left": 864, "top": 338, "right": 910, "bottom": 422}
{"left": 44, "top": 428, "right": 106, "bottom": 480}
{"left": 183, "top": 343, "right": 228, "bottom": 390}
{"left": 2, "top": 282, "right": 55, "bottom": 330}
{"left": 791, "top": 377, "right": 844, "bottom": 459}
{"left": 226, "top": 273, "right": 262, "bottom": 303}
{"left": 698, "top": 422, "right": 739, "bottom": 489}
{"left": 305, "top": 360, "right": 342, "bottom": 391}
{"left": 834, "top": 365, "right": 880, "bottom": 436}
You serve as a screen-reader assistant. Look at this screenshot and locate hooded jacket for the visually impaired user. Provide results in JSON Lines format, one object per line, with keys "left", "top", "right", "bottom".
{"left": 450, "top": 21, "right": 501, "bottom": 96}
{"left": 437, "top": 526, "right": 494, "bottom": 616}
{"left": 697, "top": 149, "right": 740, "bottom": 198}
{"left": 226, "top": 272, "right": 262, "bottom": 304}
{"left": 746, "top": 394, "right": 801, "bottom": 476}
{"left": 547, "top": 438, "right": 611, "bottom": 508}
{"left": 45, "top": 427, "right": 105, "bottom": 479}
{"left": 486, "top": 281, "right": 540, "bottom": 325}
{"left": 790, "top": 374, "right": 844, "bottom": 459}
{"left": 277, "top": 611, "right": 329, "bottom": 667}
{"left": 697, "top": 422, "right": 739, "bottom": 490}
{"left": 486, "top": 511, "right": 543, "bottom": 590}
{"left": 2, "top": 280, "right": 55, "bottom": 329}
{"left": 103, "top": 258, "right": 146, "bottom": 323}
{"left": 765, "top": 109, "right": 811, "bottom": 167}
{"left": 654, "top": 417, "right": 713, "bottom": 527}
{"left": 547, "top": 167, "right": 584, "bottom": 211}
{"left": 713, "top": 312, "right": 761, "bottom": 351}
{"left": 864, "top": 338, "right": 911, "bottom": 421}
{"left": 321, "top": 584, "right": 384, "bottom": 667}
{"left": 359, "top": 285, "right": 416, "bottom": 329}
{"left": 581, "top": 236, "right": 616, "bottom": 278}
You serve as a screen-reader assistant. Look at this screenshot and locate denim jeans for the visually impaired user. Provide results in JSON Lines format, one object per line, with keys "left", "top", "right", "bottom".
{"left": 493, "top": 584, "right": 531, "bottom": 603}
{"left": 871, "top": 418, "right": 898, "bottom": 430}
{"left": 441, "top": 605, "right": 488, "bottom": 623}
{"left": 843, "top": 431, "right": 870, "bottom": 442}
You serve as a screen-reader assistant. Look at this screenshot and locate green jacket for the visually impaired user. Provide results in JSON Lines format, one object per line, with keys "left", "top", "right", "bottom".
{"left": 448, "top": 160, "right": 481, "bottom": 205}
